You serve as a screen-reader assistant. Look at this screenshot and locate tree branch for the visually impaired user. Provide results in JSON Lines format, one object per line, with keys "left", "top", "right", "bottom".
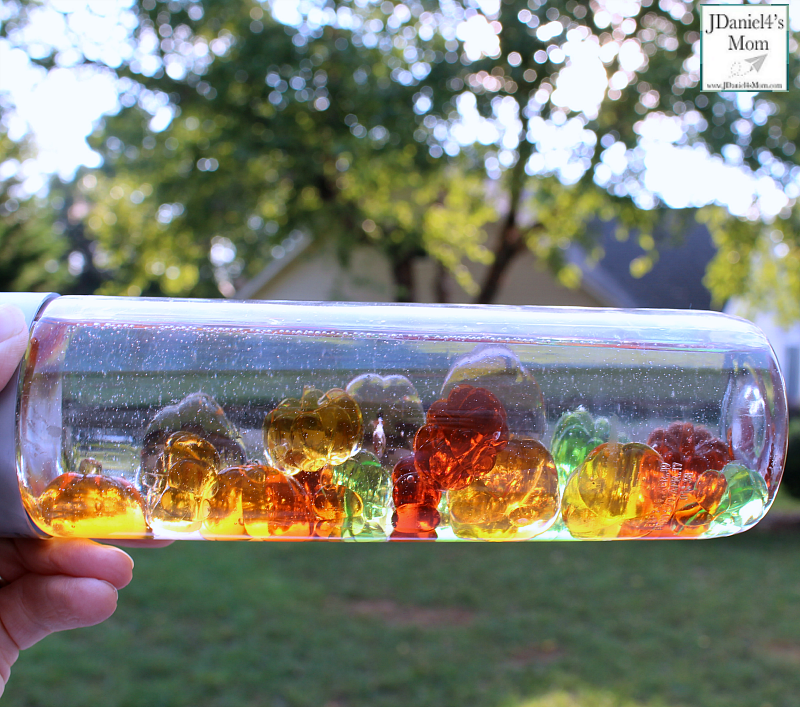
{"left": 475, "top": 133, "right": 534, "bottom": 304}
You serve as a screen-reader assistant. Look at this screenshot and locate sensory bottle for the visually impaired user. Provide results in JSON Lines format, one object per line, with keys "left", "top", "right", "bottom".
{"left": 0, "top": 293, "right": 787, "bottom": 542}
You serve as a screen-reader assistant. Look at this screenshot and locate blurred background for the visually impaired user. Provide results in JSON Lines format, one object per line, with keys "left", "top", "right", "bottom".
{"left": 3, "top": 1, "right": 800, "bottom": 705}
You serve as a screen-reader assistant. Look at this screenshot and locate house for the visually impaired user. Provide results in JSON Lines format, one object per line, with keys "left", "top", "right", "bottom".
{"left": 235, "top": 217, "right": 799, "bottom": 407}
{"left": 724, "top": 305, "right": 800, "bottom": 410}
{"left": 235, "top": 218, "right": 716, "bottom": 309}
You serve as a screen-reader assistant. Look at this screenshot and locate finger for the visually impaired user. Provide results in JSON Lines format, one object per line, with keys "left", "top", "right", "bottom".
{"left": 0, "top": 539, "right": 134, "bottom": 590}
{"left": 0, "top": 574, "right": 119, "bottom": 654}
{"left": 0, "top": 306, "right": 29, "bottom": 390}
{"left": 0, "top": 575, "right": 120, "bottom": 694}
{"left": 102, "top": 539, "right": 174, "bottom": 549}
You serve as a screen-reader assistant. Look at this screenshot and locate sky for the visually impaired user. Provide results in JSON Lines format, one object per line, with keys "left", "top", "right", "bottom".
{"left": 0, "top": 0, "right": 133, "bottom": 194}
{"left": 0, "top": 0, "right": 795, "bottom": 225}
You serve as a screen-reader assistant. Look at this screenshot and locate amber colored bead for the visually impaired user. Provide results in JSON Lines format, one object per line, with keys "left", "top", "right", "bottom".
{"left": 241, "top": 464, "right": 313, "bottom": 539}
{"left": 391, "top": 456, "right": 416, "bottom": 485}
{"left": 19, "top": 484, "right": 38, "bottom": 522}
{"left": 440, "top": 344, "right": 546, "bottom": 439}
{"left": 263, "top": 387, "right": 363, "bottom": 474}
{"left": 647, "top": 421, "right": 731, "bottom": 475}
{"left": 644, "top": 421, "right": 731, "bottom": 534}
{"left": 391, "top": 503, "right": 441, "bottom": 533}
{"left": 670, "top": 469, "right": 729, "bottom": 530}
{"left": 550, "top": 408, "right": 630, "bottom": 487}
{"left": 36, "top": 471, "right": 147, "bottom": 539}
{"left": 681, "top": 468, "right": 728, "bottom": 514}
{"left": 201, "top": 467, "right": 249, "bottom": 540}
{"left": 449, "top": 438, "right": 560, "bottom": 540}
{"left": 561, "top": 442, "right": 666, "bottom": 539}
{"left": 313, "top": 489, "right": 366, "bottom": 537}
{"left": 313, "top": 484, "right": 364, "bottom": 523}
{"left": 392, "top": 459, "right": 442, "bottom": 508}
{"left": 414, "top": 384, "right": 509, "bottom": 491}
{"left": 294, "top": 468, "right": 333, "bottom": 495}
{"left": 312, "top": 520, "right": 345, "bottom": 539}
{"left": 389, "top": 528, "right": 438, "bottom": 541}
{"left": 78, "top": 457, "right": 103, "bottom": 475}
{"left": 561, "top": 475, "right": 624, "bottom": 540}
{"left": 451, "top": 487, "right": 502, "bottom": 525}
{"left": 141, "top": 431, "right": 220, "bottom": 533}
{"left": 140, "top": 391, "right": 246, "bottom": 479}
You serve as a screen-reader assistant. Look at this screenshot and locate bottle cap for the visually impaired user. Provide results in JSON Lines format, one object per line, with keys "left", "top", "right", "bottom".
{"left": 0, "top": 293, "right": 60, "bottom": 537}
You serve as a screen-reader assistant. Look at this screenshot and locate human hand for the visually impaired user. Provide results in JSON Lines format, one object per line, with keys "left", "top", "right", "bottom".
{"left": 0, "top": 538, "right": 134, "bottom": 694}
{"left": 0, "top": 304, "right": 28, "bottom": 387}
{"left": 0, "top": 305, "right": 144, "bottom": 695}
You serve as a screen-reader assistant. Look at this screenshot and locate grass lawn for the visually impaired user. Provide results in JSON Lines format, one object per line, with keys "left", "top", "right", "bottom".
{"left": 5, "top": 526, "right": 800, "bottom": 707}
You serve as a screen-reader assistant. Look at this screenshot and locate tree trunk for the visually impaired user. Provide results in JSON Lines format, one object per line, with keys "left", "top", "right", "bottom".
{"left": 434, "top": 260, "right": 449, "bottom": 303}
{"left": 476, "top": 218, "right": 527, "bottom": 304}
{"left": 475, "top": 131, "right": 533, "bottom": 305}
{"left": 391, "top": 254, "right": 416, "bottom": 303}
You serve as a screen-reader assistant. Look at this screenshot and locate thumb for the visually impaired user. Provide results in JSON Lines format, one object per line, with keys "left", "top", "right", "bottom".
{"left": 0, "top": 575, "right": 119, "bottom": 695}
{"left": 0, "top": 306, "right": 29, "bottom": 391}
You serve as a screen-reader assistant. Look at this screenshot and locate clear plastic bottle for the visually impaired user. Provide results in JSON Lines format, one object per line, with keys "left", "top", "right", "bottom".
{"left": 1, "top": 293, "right": 787, "bottom": 542}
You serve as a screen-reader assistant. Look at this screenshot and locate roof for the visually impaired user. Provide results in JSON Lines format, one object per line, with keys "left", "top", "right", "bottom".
{"left": 574, "top": 218, "right": 717, "bottom": 310}
{"left": 235, "top": 215, "right": 718, "bottom": 311}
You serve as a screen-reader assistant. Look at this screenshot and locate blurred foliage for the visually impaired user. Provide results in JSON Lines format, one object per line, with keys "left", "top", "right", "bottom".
{"left": 1, "top": 0, "right": 800, "bottom": 306}
{"left": 702, "top": 204, "right": 800, "bottom": 326}
{"left": 0, "top": 128, "right": 71, "bottom": 293}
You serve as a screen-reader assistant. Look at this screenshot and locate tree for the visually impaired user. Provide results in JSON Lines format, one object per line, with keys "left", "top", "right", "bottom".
{"left": 0, "top": 126, "right": 72, "bottom": 293}
{"left": 4, "top": 0, "right": 800, "bottom": 311}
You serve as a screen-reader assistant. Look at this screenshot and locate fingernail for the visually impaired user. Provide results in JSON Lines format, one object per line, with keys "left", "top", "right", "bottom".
{"left": 108, "top": 546, "right": 134, "bottom": 571}
{"left": 0, "top": 305, "right": 27, "bottom": 342}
